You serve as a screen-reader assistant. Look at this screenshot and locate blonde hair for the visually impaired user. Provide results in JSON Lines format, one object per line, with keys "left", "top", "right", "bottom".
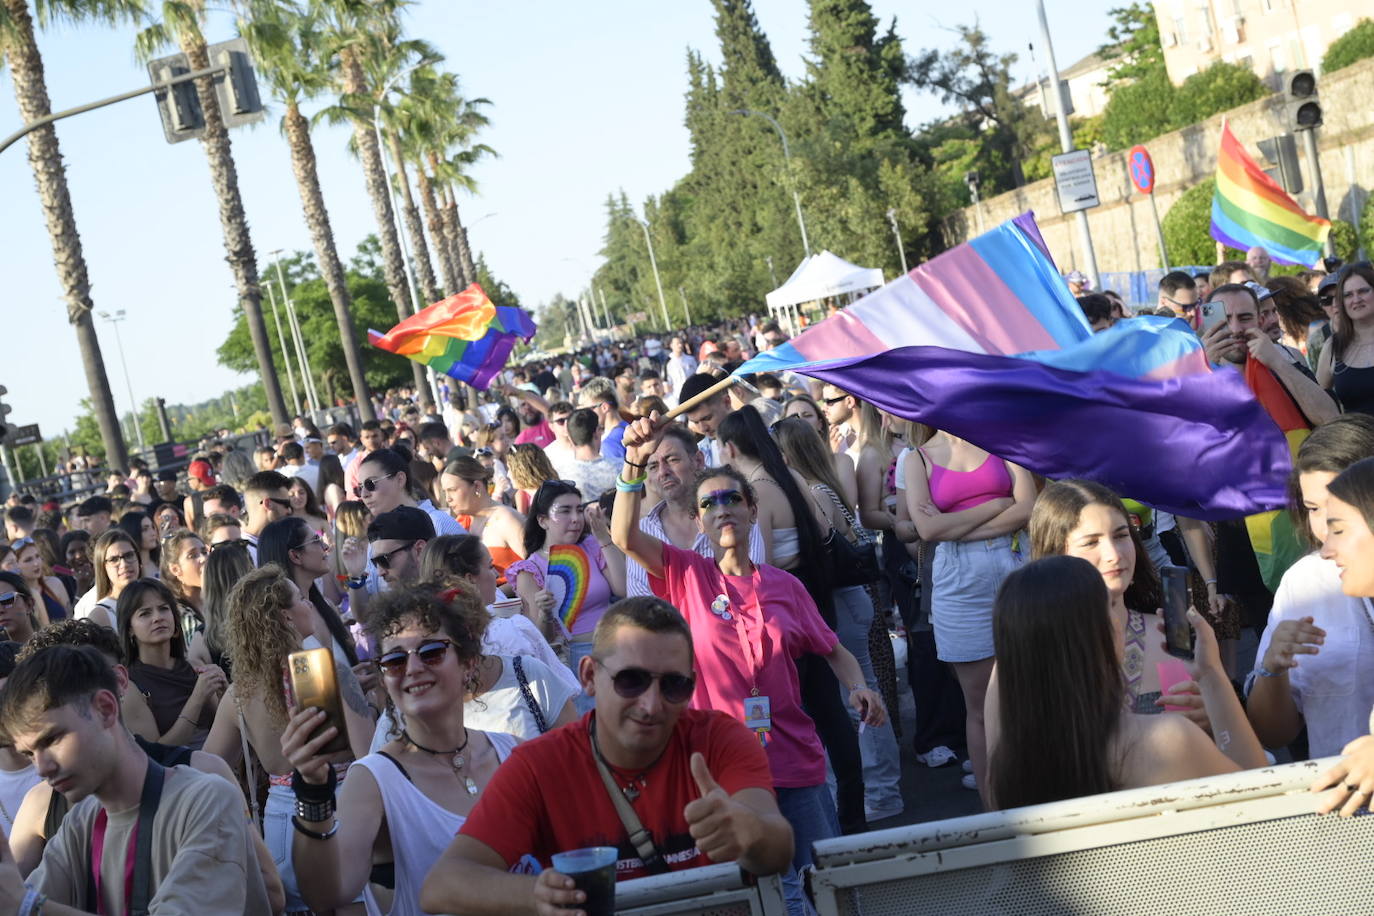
{"left": 506, "top": 443, "right": 558, "bottom": 491}
{"left": 225, "top": 564, "right": 298, "bottom": 728}
{"left": 331, "top": 500, "right": 371, "bottom": 578}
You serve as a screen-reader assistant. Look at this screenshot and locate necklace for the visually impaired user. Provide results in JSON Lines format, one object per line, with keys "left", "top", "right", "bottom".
{"left": 590, "top": 719, "right": 660, "bottom": 803}
{"left": 403, "top": 728, "right": 479, "bottom": 795}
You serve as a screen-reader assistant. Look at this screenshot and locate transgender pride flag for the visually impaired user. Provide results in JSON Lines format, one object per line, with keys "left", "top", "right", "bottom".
{"left": 736, "top": 213, "right": 1290, "bottom": 519}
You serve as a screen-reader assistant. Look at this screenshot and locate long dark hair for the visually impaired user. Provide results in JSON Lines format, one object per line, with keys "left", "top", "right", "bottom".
{"left": 1029, "top": 479, "right": 1161, "bottom": 613}
{"left": 116, "top": 578, "right": 187, "bottom": 665}
{"left": 522, "top": 479, "right": 583, "bottom": 555}
{"left": 117, "top": 509, "right": 158, "bottom": 567}
{"left": 257, "top": 517, "right": 358, "bottom": 667}
{"left": 1328, "top": 456, "right": 1374, "bottom": 533}
{"left": 989, "top": 556, "right": 1123, "bottom": 809}
{"left": 717, "top": 405, "right": 834, "bottom": 620}
{"left": 1289, "top": 415, "right": 1374, "bottom": 549}
{"left": 317, "top": 454, "right": 345, "bottom": 501}
{"left": 287, "top": 475, "right": 324, "bottom": 520}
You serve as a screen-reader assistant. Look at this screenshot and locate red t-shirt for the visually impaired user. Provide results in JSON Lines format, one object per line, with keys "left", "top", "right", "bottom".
{"left": 514, "top": 420, "right": 555, "bottom": 449}
{"left": 650, "top": 545, "right": 837, "bottom": 787}
{"left": 460, "top": 709, "right": 773, "bottom": 880}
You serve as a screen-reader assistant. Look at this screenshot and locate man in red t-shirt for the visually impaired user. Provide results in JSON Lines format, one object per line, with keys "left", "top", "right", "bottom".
{"left": 420, "top": 597, "right": 794, "bottom": 916}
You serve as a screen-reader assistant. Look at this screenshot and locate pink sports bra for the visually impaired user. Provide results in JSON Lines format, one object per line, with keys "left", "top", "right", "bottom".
{"left": 919, "top": 448, "right": 1013, "bottom": 513}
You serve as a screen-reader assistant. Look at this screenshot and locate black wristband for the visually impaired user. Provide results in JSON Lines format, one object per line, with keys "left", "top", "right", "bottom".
{"left": 291, "top": 765, "right": 337, "bottom": 804}
{"left": 291, "top": 815, "right": 340, "bottom": 840}
{"left": 623, "top": 459, "right": 646, "bottom": 470}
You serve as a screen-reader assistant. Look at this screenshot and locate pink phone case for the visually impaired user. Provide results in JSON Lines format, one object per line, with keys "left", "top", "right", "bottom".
{"left": 1156, "top": 659, "right": 1193, "bottom": 712}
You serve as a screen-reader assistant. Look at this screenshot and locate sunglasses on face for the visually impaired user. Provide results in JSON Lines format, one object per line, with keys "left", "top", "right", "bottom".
{"left": 823, "top": 395, "right": 848, "bottom": 405}
{"left": 595, "top": 660, "right": 695, "bottom": 704}
{"left": 353, "top": 472, "right": 398, "bottom": 498}
{"left": 474, "top": 448, "right": 494, "bottom": 457}
{"left": 266, "top": 496, "right": 293, "bottom": 510}
{"left": 376, "top": 638, "right": 454, "bottom": 676}
{"left": 372, "top": 541, "right": 416, "bottom": 571}
{"left": 698, "top": 489, "right": 745, "bottom": 511}
{"left": 0, "top": 591, "right": 22, "bottom": 608}
{"left": 550, "top": 416, "right": 570, "bottom": 426}
{"left": 290, "top": 535, "right": 324, "bottom": 552}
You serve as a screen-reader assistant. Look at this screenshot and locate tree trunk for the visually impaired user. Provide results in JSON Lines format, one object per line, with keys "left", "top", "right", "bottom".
{"left": 282, "top": 101, "right": 374, "bottom": 422}
{"left": 386, "top": 130, "right": 440, "bottom": 306}
{"left": 446, "top": 188, "right": 479, "bottom": 289}
{"left": 339, "top": 47, "right": 427, "bottom": 397}
{"left": 181, "top": 36, "right": 288, "bottom": 426}
{"left": 416, "top": 165, "right": 460, "bottom": 294}
{"left": 4, "top": 0, "right": 127, "bottom": 468}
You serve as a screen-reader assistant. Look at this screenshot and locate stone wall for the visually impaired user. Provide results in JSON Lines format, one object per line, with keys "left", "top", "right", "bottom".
{"left": 947, "top": 56, "right": 1374, "bottom": 273}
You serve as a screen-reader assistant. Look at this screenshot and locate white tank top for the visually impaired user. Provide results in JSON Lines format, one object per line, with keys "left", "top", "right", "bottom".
{"left": 358, "top": 731, "right": 519, "bottom": 916}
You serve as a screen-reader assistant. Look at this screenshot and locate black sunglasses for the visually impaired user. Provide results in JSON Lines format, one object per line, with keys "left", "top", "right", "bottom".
{"left": 266, "top": 496, "right": 293, "bottom": 510}
{"left": 0, "top": 591, "right": 24, "bottom": 608}
{"left": 595, "top": 660, "right": 695, "bottom": 704}
{"left": 210, "top": 539, "right": 250, "bottom": 552}
{"left": 353, "top": 471, "right": 398, "bottom": 498}
{"left": 376, "top": 638, "right": 454, "bottom": 676}
{"left": 823, "top": 395, "right": 848, "bottom": 405}
{"left": 372, "top": 541, "right": 416, "bottom": 571}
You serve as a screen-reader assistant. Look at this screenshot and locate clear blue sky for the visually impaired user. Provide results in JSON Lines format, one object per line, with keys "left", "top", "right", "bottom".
{"left": 0, "top": 0, "right": 1115, "bottom": 442}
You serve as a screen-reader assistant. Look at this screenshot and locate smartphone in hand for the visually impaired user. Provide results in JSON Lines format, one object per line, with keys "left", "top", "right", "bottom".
{"left": 1160, "top": 565, "right": 1194, "bottom": 661}
{"left": 285, "top": 647, "right": 351, "bottom": 755}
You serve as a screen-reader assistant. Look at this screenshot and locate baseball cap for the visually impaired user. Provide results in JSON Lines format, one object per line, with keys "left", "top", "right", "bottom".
{"left": 1065, "top": 270, "right": 1090, "bottom": 288}
{"left": 187, "top": 459, "right": 216, "bottom": 487}
{"left": 1318, "top": 273, "right": 1341, "bottom": 295}
{"left": 366, "top": 506, "right": 436, "bottom": 543}
{"left": 155, "top": 469, "right": 178, "bottom": 482}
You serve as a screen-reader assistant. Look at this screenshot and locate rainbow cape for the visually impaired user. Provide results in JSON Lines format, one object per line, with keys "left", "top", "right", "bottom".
{"left": 1210, "top": 122, "right": 1330, "bottom": 267}
{"left": 1242, "top": 359, "right": 1310, "bottom": 591}
{"left": 735, "top": 212, "right": 1291, "bottom": 520}
{"left": 368, "top": 284, "right": 536, "bottom": 390}
{"left": 547, "top": 544, "right": 591, "bottom": 634}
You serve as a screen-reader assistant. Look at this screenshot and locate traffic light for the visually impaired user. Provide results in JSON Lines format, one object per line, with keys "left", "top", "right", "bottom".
{"left": 1257, "top": 134, "right": 1303, "bottom": 194}
{"left": 1284, "top": 70, "right": 1321, "bottom": 131}
{"left": 0, "top": 386, "right": 11, "bottom": 446}
{"left": 147, "top": 36, "right": 264, "bottom": 145}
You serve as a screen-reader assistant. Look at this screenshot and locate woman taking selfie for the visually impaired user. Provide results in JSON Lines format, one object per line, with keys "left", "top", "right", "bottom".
{"left": 282, "top": 584, "right": 516, "bottom": 916}
{"left": 986, "top": 556, "right": 1267, "bottom": 810}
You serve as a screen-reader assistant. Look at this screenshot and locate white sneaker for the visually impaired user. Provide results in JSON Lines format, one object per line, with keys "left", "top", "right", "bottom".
{"left": 962, "top": 759, "right": 974, "bottom": 774}
{"left": 961, "top": 772, "right": 977, "bottom": 791}
{"left": 915, "top": 746, "right": 957, "bottom": 768}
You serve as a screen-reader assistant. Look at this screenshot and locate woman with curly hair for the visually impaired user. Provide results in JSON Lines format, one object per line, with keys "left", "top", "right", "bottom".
{"left": 505, "top": 442, "right": 559, "bottom": 515}
{"left": 282, "top": 583, "right": 517, "bottom": 915}
{"left": 203, "top": 564, "right": 374, "bottom": 914}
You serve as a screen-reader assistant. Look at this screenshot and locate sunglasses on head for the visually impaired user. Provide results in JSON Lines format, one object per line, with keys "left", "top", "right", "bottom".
{"left": 0, "top": 591, "right": 23, "bottom": 608}
{"left": 353, "top": 471, "right": 398, "bottom": 498}
{"left": 210, "top": 539, "right": 249, "bottom": 552}
{"left": 372, "top": 541, "right": 416, "bottom": 571}
{"left": 376, "top": 638, "right": 454, "bottom": 676}
{"left": 595, "top": 660, "right": 695, "bottom": 704}
{"left": 698, "top": 489, "right": 744, "bottom": 511}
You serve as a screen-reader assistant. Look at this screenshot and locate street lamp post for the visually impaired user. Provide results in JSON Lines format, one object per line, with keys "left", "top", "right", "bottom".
{"left": 263, "top": 279, "right": 302, "bottom": 416}
{"left": 730, "top": 109, "right": 810, "bottom": 258}
{"left": 96, "top": 310, "right": 146, "bottom": 453}
{"left": 634, "top": 216, "right": 672, "bottom": 330}
{"left": 269, "top": 251, "right": 320, "bottom": 415}
{"left": 885, "top": 209, "right": 909, "bottom": 275}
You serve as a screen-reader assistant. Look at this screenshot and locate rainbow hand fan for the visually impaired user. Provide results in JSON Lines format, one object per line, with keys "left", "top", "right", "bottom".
{"left": 547, "top": 544, "right": 591, "bottom": 635}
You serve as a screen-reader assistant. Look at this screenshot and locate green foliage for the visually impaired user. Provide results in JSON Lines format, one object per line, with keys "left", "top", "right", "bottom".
{"left": 1100, "top": 61, "right": 1265, "bottom": 152}
{"left": 1161, "top": 177, "right": 1218, "bottom": 267}
{"left": 1361, "top": 193, "right": 1374, "bottom": 259}
{"left": 1322, "top": 18, "right": 1374, "bottom": 74}
{"left": 1329, "top": 218, "right": 1359, "bottom": 262}
{"left": 1097, "top": 3, "right": 1163, "bottom": 86}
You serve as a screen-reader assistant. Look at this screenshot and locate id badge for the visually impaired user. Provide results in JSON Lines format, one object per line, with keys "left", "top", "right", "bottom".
{"left": 743, "top": 695, "right": 771, "bottom": 730}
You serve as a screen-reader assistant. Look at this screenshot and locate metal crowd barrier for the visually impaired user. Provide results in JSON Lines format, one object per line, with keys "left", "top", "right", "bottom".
{"left": 612, "top": 758, "right": 1371, "bottom": 914}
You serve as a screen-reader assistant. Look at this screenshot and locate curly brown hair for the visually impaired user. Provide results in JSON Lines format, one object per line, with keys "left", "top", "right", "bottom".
{"left": 225, "top": 564, "right": 299, "bottom": 728}
{"left": 505, "top": 443, "right": 558, "bottom": 491}
{"left": 364, "top": 580, "right": 488, "bottom": 655}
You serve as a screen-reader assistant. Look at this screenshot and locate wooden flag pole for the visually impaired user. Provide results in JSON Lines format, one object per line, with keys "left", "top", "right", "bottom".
{"left": 616, "top": 372, "right": 738, "bottom": 425}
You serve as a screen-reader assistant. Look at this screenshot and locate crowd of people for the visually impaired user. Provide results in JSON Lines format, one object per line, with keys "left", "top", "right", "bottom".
{"left": 0, "top": 250, "right": 1372, "bottom": 914}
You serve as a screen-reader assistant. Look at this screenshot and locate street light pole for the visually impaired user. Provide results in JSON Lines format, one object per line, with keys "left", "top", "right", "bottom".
{"left": 634, "top": 216, "right": 671, "bottom": 329}
{"left": 885, "top": 209, "right": 909, "bottom": 275}
{"left": 731, "top": 109, "right": 810, "bottom": 257}
{"left": 269, "top": 251, "right": 320, "bottom": 415}
{"left": 263, "top": 279, "right": 302, "bottom": 416}
{"left": 96, "top": 310, "right": 146, "bottom": 454}
{"left": 1035, "top": 0, "right": 1100, "bottom": 288}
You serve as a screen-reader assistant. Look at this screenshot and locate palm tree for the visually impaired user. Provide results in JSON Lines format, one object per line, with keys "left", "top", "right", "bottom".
{"left": 317, "top": 0, "right": 428, "bottom": 399}
{"left": 240, "top": 0, "right": 373, "bottom": 420}
{"left": 1, "top": 0, "right": 138, "bottom": 469}
{"left": 136, "top": 0, "right": 288, "bottom": 425}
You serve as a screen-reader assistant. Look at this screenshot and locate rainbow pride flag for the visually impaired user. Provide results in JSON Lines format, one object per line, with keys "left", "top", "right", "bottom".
{"left": 736, "top": 212, "right": 1291, "bottom": 520}
{"left": 547, "top": 544, "right": 591, "bottom": 634}
{"left": 1210, "top": 122, "right": 1330, "bottom": 267}
{"left": 368, "top": 284, "right": 536, "bottom": 389}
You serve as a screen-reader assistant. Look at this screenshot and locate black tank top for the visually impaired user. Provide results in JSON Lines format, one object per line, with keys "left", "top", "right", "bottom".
{"left": 1332, "top": 358, "right": 1374, "bottom": 416}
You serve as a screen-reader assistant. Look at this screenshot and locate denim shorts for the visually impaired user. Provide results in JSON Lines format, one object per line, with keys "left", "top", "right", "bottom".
{"left": 931, "top": 535, "right": 1022, "bottom": 663}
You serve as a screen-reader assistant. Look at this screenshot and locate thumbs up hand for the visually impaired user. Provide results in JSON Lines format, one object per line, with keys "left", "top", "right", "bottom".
{"left": 683, "top": 752, "right": 759, "bottom": 863}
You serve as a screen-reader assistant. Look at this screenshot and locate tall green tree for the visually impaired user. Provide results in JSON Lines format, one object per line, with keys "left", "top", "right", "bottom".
{"left": 1, "top": 0, "right": 136, "bottom": 468}
{"left": 240, "top": 0, "right": 374, "bottom": 420}
{"left": 1097, "top": 2, "right": 1164, "bottom": 86}
{"left": 136, "top": 0, "right": 289, "bottom": 425}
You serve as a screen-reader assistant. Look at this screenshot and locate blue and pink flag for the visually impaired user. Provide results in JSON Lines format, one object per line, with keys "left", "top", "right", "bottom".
{"left": 736, "top": 213, "right": 1290, "bottom": 519}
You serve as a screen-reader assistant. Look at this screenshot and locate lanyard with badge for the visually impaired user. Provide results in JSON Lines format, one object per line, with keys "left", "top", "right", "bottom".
{"left": 711, "top": 579, "right": 772, "bottom": 748}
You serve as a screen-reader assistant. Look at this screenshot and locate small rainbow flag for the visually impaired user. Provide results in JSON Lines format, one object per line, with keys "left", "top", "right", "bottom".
{"left": 548, "top": 544, "right": 591, "bottom": 634}
{"left": 1210, "top": 122, "right": 1330, "bottom": 267}
{"left": 368, "top": 284, "right": 536, "bottom": 390}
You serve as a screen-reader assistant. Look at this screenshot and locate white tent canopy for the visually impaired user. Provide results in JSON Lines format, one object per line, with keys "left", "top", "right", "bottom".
{"left": 764, "top": 251, "right": 884, "bottom": 334}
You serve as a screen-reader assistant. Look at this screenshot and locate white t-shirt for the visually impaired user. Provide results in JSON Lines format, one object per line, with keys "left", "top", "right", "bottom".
{"left": 1254, "top": 552, "right": 1374, "bottom": 758}
{"left": 483, "top": 614, "right": 579, "bottom": 694}
{"left": 0, "top": 763, "right": 40, "bottom": 838}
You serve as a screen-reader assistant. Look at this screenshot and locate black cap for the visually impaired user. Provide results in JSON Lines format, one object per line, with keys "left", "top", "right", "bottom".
{"left": 155, "top": 469, "right": 178, "bottom": 482}
{"left": 366, "top": 506, "right": 436, "bottom": 543}
{"left": 1318, "top": 272, "right": 1341, "bottom": 294}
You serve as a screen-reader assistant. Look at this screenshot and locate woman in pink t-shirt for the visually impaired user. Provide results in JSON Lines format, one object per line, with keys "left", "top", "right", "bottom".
{"left": 610, "top": 414, "right": 885, "bottom": 881}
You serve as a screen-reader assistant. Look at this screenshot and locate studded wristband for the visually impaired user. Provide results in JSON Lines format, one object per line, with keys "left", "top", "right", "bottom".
{"left": 294, "top": 796, "right": 336, "bottom": 822}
